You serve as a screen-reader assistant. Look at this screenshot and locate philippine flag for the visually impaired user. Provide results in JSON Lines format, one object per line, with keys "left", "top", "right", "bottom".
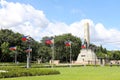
{"left": 65, "top": 41, "right": 71, "bottom": 47}
{"left": 25, "top": 48, "right": 32, "bottom": 53}
{"left": 81, "top": 45, "right": 86, "bottom": 49}
{"left": 21, "top": 36, "right": 28, "bottom": 41}
{"left": 45, "top": 39, "right": 54, "bottom": 45}
{"left": 9, "top": 46, "right": 17, "bottom": 51}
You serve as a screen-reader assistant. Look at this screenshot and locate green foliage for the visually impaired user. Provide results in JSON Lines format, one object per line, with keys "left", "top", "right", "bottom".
{"left": 1, "top": 42, "right": 9, "bottom": 54}
{"left": 0, "top": 29, "right": 23, "bottom": 62}
{"left": 0, "top": 29, "right": 40, "bottom": 62}
{"left": 110, "top": 50, "right": 120, "bottom": 60}
{"left": 54, "top": 33, "right": 81, "bottom": 62}
{"left": 37, "top": 45, "right": 51, "bottom": 62}
{"left": 0, "top": 42, "right": 10, "bottom": 62}
{"left": 95, "top": 45, "right": 108, "bottom": 58}
{"left": 38, "top": 33, "right": 81, "bottom": 63}
{"left": 0, "top": 67, "right": 60, "bottom": 78}
{"left": 1, "top": 29, "right": 120, "bottom": 63}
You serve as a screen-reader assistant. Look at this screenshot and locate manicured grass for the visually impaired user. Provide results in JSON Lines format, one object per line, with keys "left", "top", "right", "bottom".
{"left": 2, "top": 66, "right": 120, "bottom": 80}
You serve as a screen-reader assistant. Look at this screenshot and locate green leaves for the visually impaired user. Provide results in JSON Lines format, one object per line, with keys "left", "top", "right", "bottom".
{"left": 1, "top": 29, "right": 119, "bottom": 63}
{"left": 0, "top": 67, "right": 60, "bottom": 78}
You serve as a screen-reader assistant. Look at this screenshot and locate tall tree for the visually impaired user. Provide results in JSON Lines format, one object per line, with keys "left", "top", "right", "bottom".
{"left": 0, "top": 42, "right": 10, "bottom": 61}
{"left": 54, "top": 33, "right": 81, "bottom": 62}
{"left": 0, "top": 29, "right": 40, "bottom": 62}
{"left": 38, "top": 34, "right": 82, "bottom": 63}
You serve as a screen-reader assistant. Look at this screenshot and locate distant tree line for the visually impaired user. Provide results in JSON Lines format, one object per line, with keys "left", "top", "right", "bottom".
{"left": 0, "top": 29, "right": 119, "bottom": 63}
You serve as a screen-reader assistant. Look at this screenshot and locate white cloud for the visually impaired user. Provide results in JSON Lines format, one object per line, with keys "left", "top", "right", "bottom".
{"left": 92, "top": 23, "right": 120, "bottom": 50}
{"left": 0, "top": 0, "right": 49, "bottom": 41}
{"left": 1, "top": 0, "right": 120, "bottom": 50}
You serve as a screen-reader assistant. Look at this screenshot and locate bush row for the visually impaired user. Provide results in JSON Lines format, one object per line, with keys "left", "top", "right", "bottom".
{"left": 0, "top": 67, "right": 60, "bottom": 78}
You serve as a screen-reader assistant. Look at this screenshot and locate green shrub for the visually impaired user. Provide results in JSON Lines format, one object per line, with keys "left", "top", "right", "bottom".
{"left": 0, "top": 67, "right": 60, "bottom": 78}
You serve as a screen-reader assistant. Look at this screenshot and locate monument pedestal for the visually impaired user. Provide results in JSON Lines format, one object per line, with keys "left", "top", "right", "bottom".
{"left": 76, "top": 49, "right": 98, "bottom": 65}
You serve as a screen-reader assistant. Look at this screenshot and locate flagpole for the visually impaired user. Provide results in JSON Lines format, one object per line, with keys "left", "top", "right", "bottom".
{"left": 70, "top": 41, "right": 72, "bottom": 67}
{"left": 51, "top": 38, "right": 54, "bottom": 68}
{"left": 22, "top": 35, "right": 32, "bottom": 68}
{"left": 9, "top": 46, "right": 17, "bottom": 64}
{"left": 27, "top": 36, "right": 32, "bottom": 68}
{"left": 65, "top": 40, "right": 72, "bottom": 67}
{"left": 15, "top": 51, "right": 17, "bottom": 64}
{"left": 45, "top": 37, "right": 54, "bottom": 68}
{"left": 27, "top": 44, "right": 30, "bottom": 68}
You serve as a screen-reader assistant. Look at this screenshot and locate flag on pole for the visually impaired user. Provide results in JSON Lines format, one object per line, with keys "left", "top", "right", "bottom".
{"left": 45, "top": 38, "right": 54, "bottom": 45}
{"left": 25, "top": 48, "right": 32, "bottom": 53}
{"left": 81, "top": 44, "right": 86, "bottom": 49}
{"left": 21, "top": 36, "right": 29, "bottom": 41}
{"left": 65, "top": 41, "right": 71, "bottom": 47}
{"left": 9, "top": 46, "right": 17, "bottom": 51}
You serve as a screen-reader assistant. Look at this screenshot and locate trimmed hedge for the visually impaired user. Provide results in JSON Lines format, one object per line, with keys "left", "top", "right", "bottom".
{"left": 0, "top": 67, "right": 60, "bottom": 78}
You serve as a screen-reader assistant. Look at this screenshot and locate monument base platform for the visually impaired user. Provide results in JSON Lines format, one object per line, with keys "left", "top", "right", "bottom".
{"left": 75, "top": 49, "right": 99, "bottom": 65}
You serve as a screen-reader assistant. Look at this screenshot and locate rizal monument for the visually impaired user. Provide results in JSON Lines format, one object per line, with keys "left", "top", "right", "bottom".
{"left": 76, "top": 22, "right": 98, "bottom": 65}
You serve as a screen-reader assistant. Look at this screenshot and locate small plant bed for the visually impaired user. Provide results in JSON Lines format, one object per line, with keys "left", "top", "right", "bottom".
{"left": 0, "top": 67, "right": 60, "bottom": 78}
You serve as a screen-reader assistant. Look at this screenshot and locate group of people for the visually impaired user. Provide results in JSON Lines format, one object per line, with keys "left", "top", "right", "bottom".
{"left": 110, "top": 61, "right": 120, "bottom": 67}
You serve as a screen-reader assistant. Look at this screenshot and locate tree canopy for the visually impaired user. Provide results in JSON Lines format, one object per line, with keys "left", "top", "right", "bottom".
{"left": 0, "top": 29, "right": 119, "bottom": 63}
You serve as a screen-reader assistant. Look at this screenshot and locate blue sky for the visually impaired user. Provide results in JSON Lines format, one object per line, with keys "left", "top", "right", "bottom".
{"left": 1, "top": 0, "right": 120, "bottom": 50}
{"left": 7, "top": 0, "right": 120, "bottom": 28}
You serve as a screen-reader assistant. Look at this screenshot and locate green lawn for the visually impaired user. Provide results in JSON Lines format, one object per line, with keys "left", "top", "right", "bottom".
{"left": 1, "top": 66, "right": 120, "bottom": 80}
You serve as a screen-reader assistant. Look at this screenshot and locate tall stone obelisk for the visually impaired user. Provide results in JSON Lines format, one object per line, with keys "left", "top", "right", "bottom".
{"left": 84, "top": 22, "right": 90, "bottom": 48}
{"left": 76, "top": 22, "right": 98, "bottom": 65}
